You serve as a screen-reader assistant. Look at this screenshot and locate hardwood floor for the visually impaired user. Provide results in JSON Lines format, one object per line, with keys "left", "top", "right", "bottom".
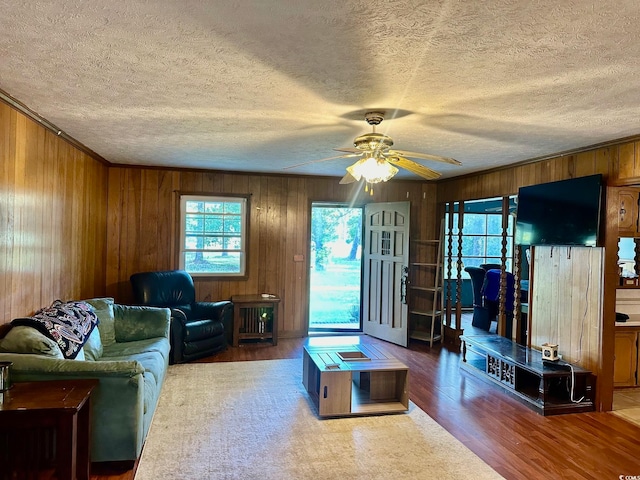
{"left": 92, "top": 334, "right": 640, "bottom": 480}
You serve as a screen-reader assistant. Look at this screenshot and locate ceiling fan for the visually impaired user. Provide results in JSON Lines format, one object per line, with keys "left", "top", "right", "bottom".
{"left": 285, "top": 111, "right": 461, "bottom": 193}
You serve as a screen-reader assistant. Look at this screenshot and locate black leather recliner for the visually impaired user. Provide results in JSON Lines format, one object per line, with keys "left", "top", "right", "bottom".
{"left": 130, "top": 270, "right": 233, "bottom": 364}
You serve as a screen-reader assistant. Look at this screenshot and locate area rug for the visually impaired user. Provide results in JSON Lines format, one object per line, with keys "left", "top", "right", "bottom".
{"left": 134, "top": 359, "right": 503, "bottom": 480}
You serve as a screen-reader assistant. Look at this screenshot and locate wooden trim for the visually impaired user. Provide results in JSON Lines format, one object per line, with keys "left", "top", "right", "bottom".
{"left": 600, "top": 186, "right": 623, "bottom": 411}
{"left": 0, "top": 88, "right": 110, "bottom": 166}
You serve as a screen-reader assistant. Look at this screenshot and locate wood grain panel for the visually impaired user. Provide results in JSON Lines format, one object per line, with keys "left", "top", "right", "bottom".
{"left": 0, "top": 102, "right": 108, "bottom": 325}
{"left": 436, "top": 150, "right": 614, "bottom": 204}
{"left": 617, "top": 142, "right": 636, "bottom": 179}
{"left": 529, "top": 246, "right": 603, "bottom": 373}
{"left": 106, "top": 167, "right": 437, "bottom": 338}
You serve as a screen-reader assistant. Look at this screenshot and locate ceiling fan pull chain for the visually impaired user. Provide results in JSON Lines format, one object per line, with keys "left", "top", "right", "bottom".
{"left": 365, "top": 182, "right": 374, "bottom": 195}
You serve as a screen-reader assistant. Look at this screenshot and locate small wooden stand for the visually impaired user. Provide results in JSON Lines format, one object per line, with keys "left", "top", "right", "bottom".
{"left": 231, "top": 294, "right": 280, "bottom": 346}
{"left": 0, "top": 379, "right": 98, "bottom": 479}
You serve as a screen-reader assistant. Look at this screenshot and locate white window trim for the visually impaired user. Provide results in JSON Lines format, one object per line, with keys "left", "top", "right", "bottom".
{"left": 179, "top": 194, "right": 247, "bottom": 277}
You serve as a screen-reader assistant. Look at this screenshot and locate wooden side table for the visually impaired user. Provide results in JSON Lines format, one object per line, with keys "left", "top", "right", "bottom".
{"left": 231, "top": 294, "right": 280, "bottom": 346}
{"left": 0, "top": 379, "right": 98, "bottom": 480}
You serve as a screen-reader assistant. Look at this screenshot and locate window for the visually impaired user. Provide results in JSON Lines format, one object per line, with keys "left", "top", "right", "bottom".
{"left": 444, "top": 197, "right": 516, "bottom": 279}
{"left": 179, "top": 195, "right": 248, "bottom": 277}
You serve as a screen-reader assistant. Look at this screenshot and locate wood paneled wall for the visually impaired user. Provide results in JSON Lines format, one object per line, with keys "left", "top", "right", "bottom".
{"left": 106, "top": 167, "right": 438, "bottom": 338}
{"left": 0, "top": 102, "right": 108, "bottom": 325}
{"left": 437, "top": 149, "right": 613, "bottom": 203}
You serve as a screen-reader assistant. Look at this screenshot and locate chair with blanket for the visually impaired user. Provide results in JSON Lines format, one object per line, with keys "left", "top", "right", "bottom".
{"left": 482, "top": 269, "right": 515, "bottom": 338}
{"left": 130, "top": 270, "right": 233, "bottom": 364}
{"left": 464, "top": 266, "right": 491, "bottom": 330}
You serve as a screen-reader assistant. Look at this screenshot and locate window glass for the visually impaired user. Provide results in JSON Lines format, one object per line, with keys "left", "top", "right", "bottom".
{"left": 462, "top": 214, "right": 486, "bottom": 235}
{"left": 462, "top": 236, "right": 486, "bottom": 256}
{"left": 180, "top": 195, "right": 247, "bottom": 276}
{"left": 444, "top": 197, "right": 516, "bottom": 279}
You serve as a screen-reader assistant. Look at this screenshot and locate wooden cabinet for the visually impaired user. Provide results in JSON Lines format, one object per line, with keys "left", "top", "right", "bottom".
{"left": 615, "top": 141, "right": 640, "bottom": 182}
{"left": 618, "top": 188, "right": 640, "bottom": 237}
{"left": 614, "top": 330, "right": 639, "bottom": 387}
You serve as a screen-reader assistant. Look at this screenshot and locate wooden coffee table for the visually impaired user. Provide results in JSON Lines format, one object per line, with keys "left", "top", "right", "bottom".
{"left": 302, "top": 343, "right": 409, "bottom": 417}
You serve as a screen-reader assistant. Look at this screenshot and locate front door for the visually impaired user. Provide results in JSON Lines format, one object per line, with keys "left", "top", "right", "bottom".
{"left": 308, "top": 203, "right": 363, "bottom": 332}
{"left": 362, "top": 202, "right": 410, "bottom": 347}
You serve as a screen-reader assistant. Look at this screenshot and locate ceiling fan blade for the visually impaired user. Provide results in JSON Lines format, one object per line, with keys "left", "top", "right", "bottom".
{"left": 339, "top": 172, "right": 358, "bottom": 184}
{"left": 282, "top": 153, "right": 360, "bottom": 170}
{"left": 388, "top": 149, "right": 461, "bottom": 166}
{"left": 386, "top": 156, "right": 441, "bottom": 180}
{"left": 333, "top": 147, "right": 362, "bottom": 154}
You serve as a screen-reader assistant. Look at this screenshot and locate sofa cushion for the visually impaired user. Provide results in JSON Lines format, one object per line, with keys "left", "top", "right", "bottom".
{"left": 82, "top": 327, "right": 103, "bottom": 361}
{"left": 11, "top": 300, "right": 99, "bottom": 359}
{"left": 0, "top": 326, "right": 64, "bottom": 358}
{"left": 101, "top": 337, "right": 171, "bottom": 365}
{"left": 85, "top": 297, "right": 116, "bottom": 347}
{"left": 113, "top": 305, "right": 171, "bottom": 342}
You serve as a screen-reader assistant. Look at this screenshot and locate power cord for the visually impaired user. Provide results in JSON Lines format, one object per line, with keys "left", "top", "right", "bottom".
{"left": 568, "top": 364, "right": 585, "bottom": 403}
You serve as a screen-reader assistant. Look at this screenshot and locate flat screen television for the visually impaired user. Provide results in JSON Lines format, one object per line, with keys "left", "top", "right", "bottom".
{"left": 515, "top": 174, "right": 603, "bottom": 247}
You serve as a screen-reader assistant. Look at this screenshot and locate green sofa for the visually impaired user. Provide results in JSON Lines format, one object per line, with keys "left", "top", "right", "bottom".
{"left": 0, "top": 298, "right": 171, "bottom": 464}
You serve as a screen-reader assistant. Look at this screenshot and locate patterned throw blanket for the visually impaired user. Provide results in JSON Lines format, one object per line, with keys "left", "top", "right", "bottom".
{"left": 12, "top": 300, "right": 99, "bottom": 359}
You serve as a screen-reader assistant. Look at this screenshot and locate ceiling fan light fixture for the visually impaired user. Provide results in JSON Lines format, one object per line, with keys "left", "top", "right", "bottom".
{"left": 346, "top": 156, "right": 399, "bottom": 184}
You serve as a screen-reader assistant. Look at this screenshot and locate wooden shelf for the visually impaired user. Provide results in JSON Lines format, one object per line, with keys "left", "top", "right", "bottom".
{"left": 408, "top": 224, "right": 444, "bottom": 348}
{"left": 409, "top": 329, "right": 442, "bottom": 343}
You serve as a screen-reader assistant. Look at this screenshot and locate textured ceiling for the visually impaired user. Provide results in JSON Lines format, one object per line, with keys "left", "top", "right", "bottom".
{"left": 3, "top": 1, "right": 640, "bottom": 180}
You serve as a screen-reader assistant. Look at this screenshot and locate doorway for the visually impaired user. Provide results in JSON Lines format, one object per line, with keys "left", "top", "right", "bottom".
{"left": 308, "top": 203, "right": 363, "bottom": 333}
{"left": 613, "top": 237, "right": 640, "bottom": 424}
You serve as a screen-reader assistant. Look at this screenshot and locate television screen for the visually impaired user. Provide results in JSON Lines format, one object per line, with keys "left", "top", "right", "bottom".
{"left": 515, "top": 174, "right": 603, "bottom": 246}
